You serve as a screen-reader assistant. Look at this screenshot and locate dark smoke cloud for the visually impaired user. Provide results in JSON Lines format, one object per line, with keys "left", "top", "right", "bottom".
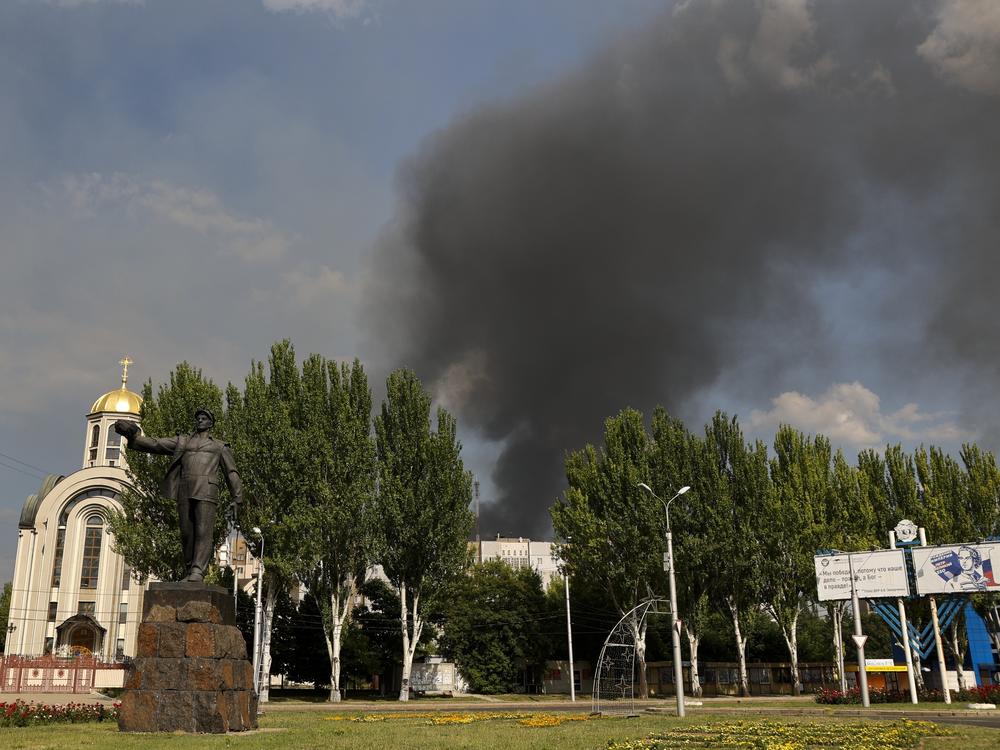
{"left": 367, "top": 0, "right": 1000, "bottom": 537}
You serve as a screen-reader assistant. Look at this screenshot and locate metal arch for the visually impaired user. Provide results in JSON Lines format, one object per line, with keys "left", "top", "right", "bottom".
{"left": 592, "top": 598, "right": 666, "bottom": 716}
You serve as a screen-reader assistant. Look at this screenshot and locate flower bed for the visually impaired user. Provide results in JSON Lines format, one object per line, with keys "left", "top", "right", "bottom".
{"left": 325, "top": 711, "right": 594, "bottom": 728}
{"left": 0, "top": 700, "right": 119, "bottom": 728}
{"left": 606, "top": 718, "right": 949, "bottom": 750}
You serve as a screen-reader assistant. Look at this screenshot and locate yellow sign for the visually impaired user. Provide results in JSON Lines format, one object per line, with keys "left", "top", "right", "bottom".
{"left": 846, "top": 664, "right": 908, "bottom": 672}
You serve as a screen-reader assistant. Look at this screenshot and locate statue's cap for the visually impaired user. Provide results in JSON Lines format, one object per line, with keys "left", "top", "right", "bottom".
{"left": 194, "top": 408, "right": 216, "bottom": 423}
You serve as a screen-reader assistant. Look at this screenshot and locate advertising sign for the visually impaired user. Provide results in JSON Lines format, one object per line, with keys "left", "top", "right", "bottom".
{"left": 911, "top": 542, "right": 1000, "bottom": 595}
{"left": 814, "top": 550, "right": 910, "bottom": 601}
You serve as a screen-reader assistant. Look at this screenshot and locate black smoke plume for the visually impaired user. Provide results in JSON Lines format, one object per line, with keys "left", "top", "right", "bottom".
{"left": 367, "top": 0, "right": 1000, "bottom": 536}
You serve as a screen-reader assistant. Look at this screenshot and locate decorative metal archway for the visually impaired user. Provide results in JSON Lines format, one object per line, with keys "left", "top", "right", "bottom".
{"left": 592, "top": 598, "right": 666, "bottom": 716}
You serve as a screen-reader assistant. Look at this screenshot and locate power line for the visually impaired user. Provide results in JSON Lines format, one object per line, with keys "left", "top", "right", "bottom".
{"left": 0, "top": 449, "right": 51, "bottom": 476}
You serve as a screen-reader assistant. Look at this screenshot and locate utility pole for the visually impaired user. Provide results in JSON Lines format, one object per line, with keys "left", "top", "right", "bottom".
{"left": 251, "top": 526, "right": 265, "bottom": 696}
{"left": 848, "top": 554, "right": 870, "bottom": 708}
{"left": 639, "top": 482, "right": 689, "bottom": 718}
{"left": 919, "top": 527, "right": 952, "bottom": 703}
{"left": 562, "top": 540, "right": 576, "bottom": 702}
{"left": 889, "top": 530, "right": 919, "bottom": 704}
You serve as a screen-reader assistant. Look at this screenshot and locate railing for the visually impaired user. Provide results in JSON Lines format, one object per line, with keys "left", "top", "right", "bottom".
{"left": 0, "top": 655, "right": 129, "bottom": 694}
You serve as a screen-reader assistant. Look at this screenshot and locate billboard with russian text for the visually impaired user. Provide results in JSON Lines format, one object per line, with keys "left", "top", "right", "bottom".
{"left": 814, "top": 550, "right": 909, "bottom": 601}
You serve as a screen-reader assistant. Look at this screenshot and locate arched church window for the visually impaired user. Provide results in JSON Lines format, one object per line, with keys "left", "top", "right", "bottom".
{"left": 80, "top": 514, "right": 104, "bottom": 590}
{"left": 89, "top": 424, "right": 100, "bottom": 462}
{"left": 51, "top": 526, "right": 66, "bottom": 587}
{"left": 106, "top": 425, "right": 122, "bottom": 465}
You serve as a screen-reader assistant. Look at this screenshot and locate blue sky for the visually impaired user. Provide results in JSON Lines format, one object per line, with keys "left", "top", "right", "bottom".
{"left": 3, "top": 0, "right": 998, "bottom": 582}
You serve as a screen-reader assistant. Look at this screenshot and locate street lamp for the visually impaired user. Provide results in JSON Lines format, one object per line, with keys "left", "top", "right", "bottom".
{"left": 638, "top": 482, "right": 690, "bottom": 717}
{"left": 558, "top": 537, "right": 576, "bottom": 702}
{"left": 251, "top": 526, "right": 264, "bottom": 696}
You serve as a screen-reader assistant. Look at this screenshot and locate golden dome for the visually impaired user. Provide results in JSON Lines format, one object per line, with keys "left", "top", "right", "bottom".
{"left": 90, "top": 387, "right": 143, "bottom": 415}
{"left": 89, "top": 354, "right": 142, "bottom": 415}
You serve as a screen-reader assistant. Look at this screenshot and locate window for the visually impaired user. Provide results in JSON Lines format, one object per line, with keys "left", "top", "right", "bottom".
{"left": 105, "top": 426, "right": 122, "bottom": 462}
{"left": 80, "top": 515, "right": 103, "bottom": 590}
{"left": 89, "top": 424, "right": 100, "bottom": 462}
{"left": 119, "top": 602, "right": 128, "bottom": 625}
{"left": 78, "top": 601, "right": 95, "bottom": 615}
{"left": 48, "top": 601, "right": 58, "bottom": 622}
{"left": 121, "top": 565, "right": 131, "bottom": 591}
{"left": 116, "top": 638, "right": 125, "bottom": 658}
{"left": 51, "top": 527, "right": 66, "bottom": 587}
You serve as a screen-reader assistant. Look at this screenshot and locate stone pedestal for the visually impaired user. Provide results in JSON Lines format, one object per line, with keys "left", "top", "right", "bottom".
{"left": 118, "top": 582, "right": 258, "bottom": 733}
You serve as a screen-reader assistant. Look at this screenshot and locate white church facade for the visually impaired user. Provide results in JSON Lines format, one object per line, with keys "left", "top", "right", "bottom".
{"left": 5, "top": 360, "right": 146, "bottom": 660}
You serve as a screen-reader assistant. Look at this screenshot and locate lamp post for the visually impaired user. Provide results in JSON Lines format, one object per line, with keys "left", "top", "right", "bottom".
{"left": 638, "top": 482, "right": 690, "bottom": 718}
{"left": 251, "top": 526, "right": 264, "bottom": 696}
{"left": 559, "top": 537, "right": 576, "bottom": 702}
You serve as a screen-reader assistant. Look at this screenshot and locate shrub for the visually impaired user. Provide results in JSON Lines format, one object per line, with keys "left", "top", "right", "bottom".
{"left": 0, "top": 700, "right": 119, "bottom": 728}
{"left": 955, "top": 685, "right": 1000, "bottom": 704}
{"left": 814, "top": 687, "right": 946, "bottom": 704}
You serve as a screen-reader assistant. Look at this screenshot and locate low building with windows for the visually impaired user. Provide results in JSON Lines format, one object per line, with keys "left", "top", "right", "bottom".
{"left": 5, "top": 360, "right": 145, "bottom": 659}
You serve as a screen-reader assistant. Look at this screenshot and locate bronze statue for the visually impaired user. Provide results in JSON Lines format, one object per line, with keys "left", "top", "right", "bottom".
{"left": 115, "top": 409, "right": 243, "bottom": 582}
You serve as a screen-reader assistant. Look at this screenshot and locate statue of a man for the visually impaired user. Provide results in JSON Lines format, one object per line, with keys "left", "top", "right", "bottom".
{"left": 115, "top": 409, "right": 243, "bottom": 582}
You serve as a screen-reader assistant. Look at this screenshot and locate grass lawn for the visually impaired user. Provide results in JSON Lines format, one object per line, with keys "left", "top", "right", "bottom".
{"left": 2, "top": 710, "right": 1000, "bottom": 749}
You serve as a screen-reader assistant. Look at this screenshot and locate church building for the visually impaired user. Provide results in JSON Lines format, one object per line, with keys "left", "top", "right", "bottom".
{"left": 5, "top": 359, "right": 146, "bottom": 660}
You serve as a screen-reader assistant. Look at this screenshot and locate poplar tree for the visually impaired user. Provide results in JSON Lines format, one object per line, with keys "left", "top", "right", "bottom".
{"left": 297, "top": 356, "right": 376, "bottom": 702}
{"left": 762, "top": 426, "right": 831, "bottom": 695}
{"left": 374, "top": 369, "right": 474, "bottom": 701}
{"left": 701, "top": 412, "right": 766, "bottom": 697}
{"left": 551, "top": 408, "right": 669, "bottom": 698}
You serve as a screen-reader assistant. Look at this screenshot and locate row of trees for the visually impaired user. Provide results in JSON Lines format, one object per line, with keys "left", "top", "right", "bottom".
{"left": 551, "top": 407, "right": 1000, "bottom": 697}
{"left": 108, "top": 340, "right": 474, "bottom": 702}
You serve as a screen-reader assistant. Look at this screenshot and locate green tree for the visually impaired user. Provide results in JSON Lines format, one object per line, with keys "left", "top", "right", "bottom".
{"left": 226, "top": 341, "right": 312, "bottom": 703}
{"left": 296, "top": 356, "right": 376, "bottom": 701}
{"left": 701, "top": 412, "right": 767, "bottom": 697}
{"left": 108, "top": 362, "right": 228, "bottom": 580}
{"left": 762, "top": 426, "right": 831, "bottom": 694}
{"left": 439, "top": 560, "right": 550, "bottom": 693}
{"left": 961, "top": 444, "right": 1000, "bottom": 658}
{"left": 374, "top": 369, "right": 474, "bottom": 701}
{"left": 0, "top": 582, "right": 11, "bottom": 653}
{"left": 649, "top": 408, "right": 711, "bottom": 696}
{"left": 551, "top": 408, "right": 668, "bottom": 698}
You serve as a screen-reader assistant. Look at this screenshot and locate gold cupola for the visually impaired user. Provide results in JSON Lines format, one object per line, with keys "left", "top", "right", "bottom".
{"left": 89, "top": 356, "right": 143, "bottom": 415}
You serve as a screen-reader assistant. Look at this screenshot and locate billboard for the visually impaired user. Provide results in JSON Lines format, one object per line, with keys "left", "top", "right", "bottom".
{"left": 911, "top": 542, "right": 1000, "bottom": 595}
{"left": 814, "top": 550, "right": 910, "bottom": 601}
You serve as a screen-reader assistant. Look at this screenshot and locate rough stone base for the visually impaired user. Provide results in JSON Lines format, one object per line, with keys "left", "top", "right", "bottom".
{"left": 118, "top": 582, "right": 257, "bottom": 733}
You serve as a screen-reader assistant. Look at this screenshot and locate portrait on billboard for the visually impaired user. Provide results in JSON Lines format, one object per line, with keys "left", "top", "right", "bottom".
{"left": 912, "top": 542, "right": 1000, "bottom": 595}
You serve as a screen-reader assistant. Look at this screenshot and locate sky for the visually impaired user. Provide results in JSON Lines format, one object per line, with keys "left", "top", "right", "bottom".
{"left": 2, "top": 0, "right": 1000, "bottom": 583}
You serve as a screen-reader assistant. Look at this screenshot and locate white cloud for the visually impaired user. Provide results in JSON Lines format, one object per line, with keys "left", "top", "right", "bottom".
{"left": 261, "top": 0, "right": 369, "bottom": 19}
{"left": 918, "top": 0, "right": 1000, "bottom": 96}
{"left": 749, "top": 382, "right": 971, "bottom": 448}
{"left": 60, "top": 173, "right": 292, "bottom": 262}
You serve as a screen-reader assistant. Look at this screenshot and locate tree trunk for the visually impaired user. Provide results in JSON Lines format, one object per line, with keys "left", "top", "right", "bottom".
{"left": 779, "top": 608, "right": 802, "bottom": 696}
{"left": 398, "top": 581, "right": 424, "bottom": 702}
{"left": 727, "top": 598, "right": 750, "bottom": 697}
{"left": 830, "top": 604, "right": 846, "bottom": 692}
{"left": 911, "top": 645, "right": 925, "bottom": 691}
{"left": 947, "top": 619, "right": 968, "bottom": 692}
{"left": 629, "top": 613, "right": 649, "bottom": 699}
{"left": 684, "top": 623, "right": 702, "bottom": 698}
{"left": 258, "top": 582, "right": 277, "bottom": 704}
{"left": 986, "top": 604, "right": 1000, "bottom": 659}
{"left": 325, "top": 580, "right": 357, "bottom": 702}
